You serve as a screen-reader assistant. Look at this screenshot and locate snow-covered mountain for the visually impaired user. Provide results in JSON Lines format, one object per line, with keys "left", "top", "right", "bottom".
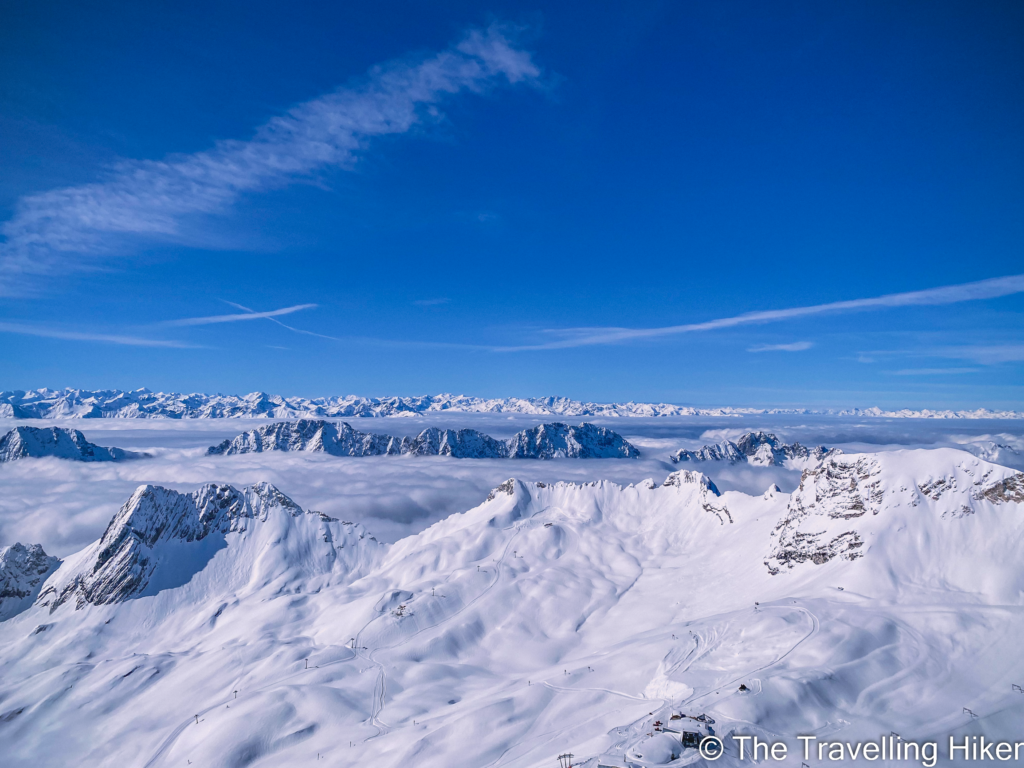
{"left": 671, "top": 431, "right": 838, "bottom": 467}
{"left": 2, "top": 387, "right": 1021, "bottom": 419}
{"left": 36, "top": 482, "right": 381, "bottom": 612}
{"left": 208, "top": 420, "right": 641, "bottom": 459}
{"left": 0, "top": 544, "right": 61, "bottom": 621}
{"left": 958, "top": 439, "right": 1023, "bottom": 469}
{"left": 766, "top": 449, "right": 1024, "bottom": 575}
{"left": 0, "top": 426, "right": 146, "bottom": 462}
{"left": 2, "top": 448, "right": 1023, "bottom": 767}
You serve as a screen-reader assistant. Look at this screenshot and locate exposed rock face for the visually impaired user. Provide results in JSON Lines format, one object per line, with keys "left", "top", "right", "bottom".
{"left": 35, "top": 482, "right": 378, "bottom": 611}
{"left": 763, "top": 452, "right": 1024, "bottom": 575}
{"left": 504, "top": 423, "right": 640, "bottom": 459}
{"left": 0, "top": 544, "right": 61, "bottom": 620}
{"left": 661, "top": 470, "right": 721, "bottom": 496}
{"left": 671, "top": 431, "right": 838, "bottom": 467}
{"left": 974, "top": 473, "right": 1024, "bottom": 504}
{"left": 207, "top": 420, "right": 402, "bottom": 457}
{"left": 208, "top": 420, "right": 640, "bottom": 460}
{"left": 0, "top": 427, "right": 145, "bottom": 462}
{"left": 661, "top": 470, "right": 732, "bottom": 524}
{"left": 4, "top": 388, "right": 1020, "bottom": 419}
{"left": 404, "top": 427, "right": 510, "bottom": 458}
{"left": 765, "top": 457, "right": 879, "bottom": 572}
{"left": 486, "top": 478, "right": 518, "bottom": 502}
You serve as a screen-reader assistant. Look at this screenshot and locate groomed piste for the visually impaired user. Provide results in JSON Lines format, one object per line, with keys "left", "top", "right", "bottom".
{"left": 1, "top": 447, "right": 1022, "bottom": 766}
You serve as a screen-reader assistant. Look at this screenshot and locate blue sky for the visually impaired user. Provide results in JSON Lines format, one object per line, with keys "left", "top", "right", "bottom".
{"left": 1, "top": 1, "right": 1022, "bottom": 408}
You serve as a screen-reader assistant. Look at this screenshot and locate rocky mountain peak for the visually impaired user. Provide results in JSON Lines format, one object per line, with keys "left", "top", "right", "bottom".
{"left": 0, "top": 426, "right": 144, "bottom": 463}
{"left": 37, "top": 482, "right": 330, "bottom": 611}
{"left": 672, "top": 431, "right": 837, "bottom": 467}
{"left": 209, "top": 420, "right": 640, "bottom": 460}
{"left": 0, "top": 543, "right": 61, "bottom": 620}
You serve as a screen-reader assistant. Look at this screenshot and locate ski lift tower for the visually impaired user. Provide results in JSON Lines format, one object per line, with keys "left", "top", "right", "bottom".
{"left": 558, "top": 753, "right": 575, "bottom": 768}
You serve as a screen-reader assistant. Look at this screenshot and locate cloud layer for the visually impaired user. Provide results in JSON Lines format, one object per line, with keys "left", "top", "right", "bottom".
{"left": 3, "top": 414, "right": 1022, "bottom": 557}
{"left": 0, "top": 26, "right": 539, "bottom": 295}
{"left": 498, "top": 274, "right": 1024, "bottom": 351}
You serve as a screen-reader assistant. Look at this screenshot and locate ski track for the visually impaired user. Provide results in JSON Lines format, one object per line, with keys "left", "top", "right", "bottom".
{"left": 3, "top": 440, "right": 1021, "bottom": 768}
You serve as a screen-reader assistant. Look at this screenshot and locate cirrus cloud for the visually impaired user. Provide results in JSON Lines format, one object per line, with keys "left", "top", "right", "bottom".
{"left": 493, "top": 274, "right": 1024, "bottom": 351}
{"left": 0, "top": 25, "right": 540, "bottom": 296}
{"left": 748, "top": 341, "right": 814, "bottom": 353}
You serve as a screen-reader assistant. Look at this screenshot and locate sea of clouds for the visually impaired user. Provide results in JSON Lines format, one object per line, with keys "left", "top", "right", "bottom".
{"left": 2, "top": 414, "right": 1022, "bottom": 558}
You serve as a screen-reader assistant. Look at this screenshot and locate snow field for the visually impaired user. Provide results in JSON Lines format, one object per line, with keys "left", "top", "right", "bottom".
{"left": 0, "top": 445, "right": 1022, "bottom": 766}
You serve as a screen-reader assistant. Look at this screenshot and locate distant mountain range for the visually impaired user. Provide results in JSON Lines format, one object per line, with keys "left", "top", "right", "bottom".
{"left": 209, "top": 420, "right": 641, "bottom": 459}
{"left": 672, "top": 431, "right": 839, "bottom": 467}
{"left": 1, "top": 388, "right": 1020, "bottom": 420}
{"left": 0, "top": 426, "right": 146, "bottom": 463}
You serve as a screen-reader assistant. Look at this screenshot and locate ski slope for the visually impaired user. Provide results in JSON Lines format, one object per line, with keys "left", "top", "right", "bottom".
{"left": 1, "top": 446, "right": 1022, "bottom": 766}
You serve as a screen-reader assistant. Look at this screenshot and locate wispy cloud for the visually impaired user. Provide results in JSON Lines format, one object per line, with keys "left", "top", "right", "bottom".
{"left": 494, "top": 274, "right": 1024, "bottom": 351}
{"left": 748, "top": 341, "right": 814, "bottom": 352}
{"left": 215, "top": 300, "right": 344, "bottom": 341}
{"left": 0, "top": 25, "right": 540, "bottom": 295}
{"left": 855, "top": 342, "right": 1024, "bottom": 367}
{"left": 928, "top": 344, "right": 1024, "bottom": 365}
{"left": 414, "top": 298, "right": 450, "bottom": 307}
{"left": 891, "top": 368, "right": 980, "bottom": 376}
{"left": 0, "top": 322, "right": 197, "bottom": 348}
{"left": 163, "top": 303, "right": 317, "bottom": 326}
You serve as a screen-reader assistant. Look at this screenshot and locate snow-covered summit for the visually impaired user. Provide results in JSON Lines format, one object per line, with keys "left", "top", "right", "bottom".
{"left": 2, "top": 449, "right": 1024, "bottom": 768}
{"left": 0, "top": 426, "right": 145, "bottom": 462}
{"left": 208, "top": 420, "right": 640, "bottom": 459}
{"left": 37, "top": 482, "right": 382, "bottom": 612}
{"left": 505, "top": 422, "right": 641, "bottom": 458}
{"left": 0, "top": 543, "right": 61, "bottom": 621}
{"left": 766, "top": 449, "right": 1024, "bottom": 586}
{"left": 671, "top": 431, "right": 838, "bottom": 466}
{"left": 2, "top": 387, "right": 1021, "bottom": 419}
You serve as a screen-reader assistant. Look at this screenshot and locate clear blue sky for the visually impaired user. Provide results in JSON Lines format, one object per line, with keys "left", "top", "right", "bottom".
{"left": 1, "top": 1, "right": 1022, "bottom": 408}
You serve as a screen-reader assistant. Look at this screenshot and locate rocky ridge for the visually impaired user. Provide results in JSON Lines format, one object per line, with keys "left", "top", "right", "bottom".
{"left": 0, "top": 426, "right": 145, "bottom": 463}
{"left": 0, "top": 544, "right": 61, "bottom": 621}
{"left": 36, "top": 482, "right": 380, "bottom": 612}
{"left": 1, "top": 448, "right": 1023, "bottom": 767}
{"left": 765, "top": 450, "right": 1024, "bottom": 574}
{"left": 208, "top": 420, "right": 641, "bottom": 459}
{"left": 671, "top": 431, "right": 838, "bottom": 466}
{"left": 1, "top": 388, "right": 1020, "bottom": 419}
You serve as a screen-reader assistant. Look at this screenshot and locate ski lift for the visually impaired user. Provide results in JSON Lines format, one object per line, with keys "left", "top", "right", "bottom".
{"left": 558, "top": 753, "right": 575, "bottom": 768}
{"left": 681, "top": 732, "right": 700, "bottom": 748}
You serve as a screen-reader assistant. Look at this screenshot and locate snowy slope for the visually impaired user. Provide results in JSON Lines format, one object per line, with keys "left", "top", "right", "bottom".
{"left": 3, "top": 388, "right": 1021, "bottom": 419}
{"left": 0, "top": 449, "right": 1022, "bottom": 767}
{"left": 0, "top": 426, "right": 146, "bottom": 462}
{"left": 208, "top": 420, "right": 641, "bottom": 459}
{"left": 36, "top": 482, "right": 381, "bottom": 611}
{"left": 671, "top": 432, "right": 838, "bottom": 468}
{"left": 766, "top": 449, "right": 1024, "bottom": 582}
